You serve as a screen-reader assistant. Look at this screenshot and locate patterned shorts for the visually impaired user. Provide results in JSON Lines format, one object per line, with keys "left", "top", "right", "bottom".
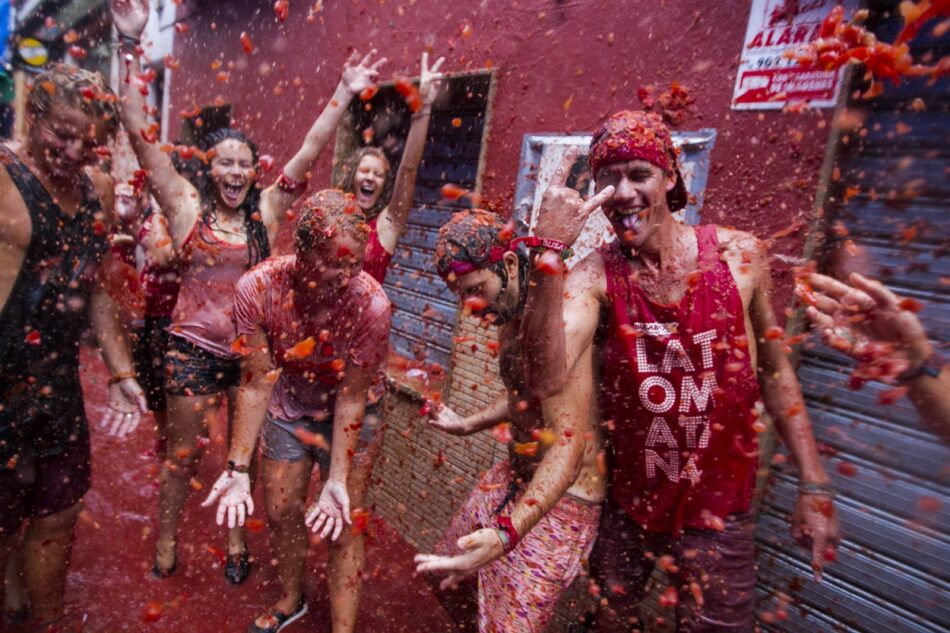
{"left": 436, "top": 460, "right": 601, "bottom": 633}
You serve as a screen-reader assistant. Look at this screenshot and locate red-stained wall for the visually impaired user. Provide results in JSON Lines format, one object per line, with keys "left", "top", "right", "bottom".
{"left": 167, "top": 0, "right": 833, "bottom": 316}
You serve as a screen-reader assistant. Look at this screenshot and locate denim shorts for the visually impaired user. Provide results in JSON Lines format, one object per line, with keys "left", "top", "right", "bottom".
{"left": 164, "top": 334, "right": 241, "bottom": 396}
{"left": 260, "top": 401, "right": 382, "bottom": 469}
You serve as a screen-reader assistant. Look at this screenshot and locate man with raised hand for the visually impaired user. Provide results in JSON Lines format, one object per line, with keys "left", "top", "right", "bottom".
{"left": 521, "top": 111, "right": 840, "bottom": 631}
{"left": 413, "top": 200, "right": 612, "bottom": 633}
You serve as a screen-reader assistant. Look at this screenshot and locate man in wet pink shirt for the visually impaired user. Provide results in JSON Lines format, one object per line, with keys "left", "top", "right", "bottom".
{"left": 203, "top": 189, "right": 391, "bottom": 633}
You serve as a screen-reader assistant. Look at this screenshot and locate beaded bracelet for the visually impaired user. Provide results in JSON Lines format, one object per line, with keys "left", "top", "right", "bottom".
{"left": 108, "top": 370, "right": 137, "bottom": 386}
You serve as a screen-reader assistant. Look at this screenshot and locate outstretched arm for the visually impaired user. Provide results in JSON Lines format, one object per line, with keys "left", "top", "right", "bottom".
{"left": 259, "top": 50, "right": 386, "bottom": 237}
{"left": 374, "top": 52, "right": 445, "bottom": 254}
{"left": 751, "top": 249, "right": 839, "bottom": 581}
{"left": 426, "top": 395, "right": 508, "bottom": 436}
{"left": 521, "top": 149, "right": 614, "bottom": 399}
{"left": 111, "top": 0, "right": 199, "bottom": 248}
{"left": 802, "top": 272, "right": 949, "bottom": 440}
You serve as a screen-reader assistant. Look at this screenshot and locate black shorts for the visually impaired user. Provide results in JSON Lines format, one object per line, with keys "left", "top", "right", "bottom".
{"left": 0, "top": 427, "right": 91, "bottom": 537}
{"left": 164, "top": 335, "right": 241, "bottom": 397}
{"left": 132, "top": 316, "right": 172, "bottom": 412}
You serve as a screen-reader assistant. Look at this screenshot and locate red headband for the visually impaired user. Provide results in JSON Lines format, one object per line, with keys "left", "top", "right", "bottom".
{"left": 588, "top": 110, "right": 675, "bottom": 176}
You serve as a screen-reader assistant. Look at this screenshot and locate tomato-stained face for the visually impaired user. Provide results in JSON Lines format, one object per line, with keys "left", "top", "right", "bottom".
{"left": 209, "top": 138, "right": 256, "bottom": 209}
{"left": 29, "top": 103, "right": 110, "bottom": 180}
{"left": 352, "top": 153, "right": 388, "bottom": 212}
{"left": 452, "top": 253, "right": 521, "bottom": 325}
{"left": 595, "top": 159, "right": 676, "bottom": 251}
{"left": 295, "top": 229, "right": 365, "bottom": 298}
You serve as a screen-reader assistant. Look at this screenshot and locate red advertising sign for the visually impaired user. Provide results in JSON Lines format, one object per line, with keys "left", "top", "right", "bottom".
{"left": 732, "top": 0, "right": 858, "bottom": 110}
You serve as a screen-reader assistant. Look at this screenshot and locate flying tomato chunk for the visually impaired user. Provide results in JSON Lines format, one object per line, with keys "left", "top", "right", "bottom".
{"left": 284, "top": 337, "right": 316, "bottom": 361}
{"left": 240, "top": 31, "right": 254, "bottom": 54}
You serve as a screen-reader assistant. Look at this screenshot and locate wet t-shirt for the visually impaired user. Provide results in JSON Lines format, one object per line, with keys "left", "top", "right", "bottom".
{"left": 599, "top": 225, "right": 762, "bottom": 535}
{"left": 170, "top": 221, "right": 249, "bottom": 357}
{"left": 233, "top": 255, "right": 391, "bottom": 421}
{"left": 362, "top": 216, "right": 394, "bottom": 284}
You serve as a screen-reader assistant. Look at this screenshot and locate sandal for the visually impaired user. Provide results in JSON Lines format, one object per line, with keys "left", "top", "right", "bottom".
{"left": 224, "top": 549, "right": 251, "bottom": 585}
{"left": 247, "top": 598, "right": 308, "bottom": 633}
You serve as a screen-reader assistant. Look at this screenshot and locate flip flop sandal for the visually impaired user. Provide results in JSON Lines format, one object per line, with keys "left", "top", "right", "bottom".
{"left": 247, "top": 598, "right": 308, "bottom": 633}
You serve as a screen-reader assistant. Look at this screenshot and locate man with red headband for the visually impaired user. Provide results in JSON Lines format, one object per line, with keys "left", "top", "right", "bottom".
{"left": 414, "top": 206, "right": 612, "bottom": 633}
{"left": 521, "top": 110, "right": 840, "bottom": 631}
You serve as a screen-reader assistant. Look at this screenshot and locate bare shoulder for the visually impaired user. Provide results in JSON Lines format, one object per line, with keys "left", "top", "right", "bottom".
{"left": 565, "top": 250, "right": 608, "bottom": 305}
{"left": 714, "top": 226, "right": 768, "bottom": 284}
{"left": 88, "top": 168, "right": 116, "bottom": 218}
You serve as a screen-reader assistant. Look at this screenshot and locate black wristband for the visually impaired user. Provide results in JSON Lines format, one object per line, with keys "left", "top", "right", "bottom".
{"left": 896, "top": 354, "right": 944, "bottom": 384}
{"left": 227, "top": 460, "right": 249, "bottom": 474}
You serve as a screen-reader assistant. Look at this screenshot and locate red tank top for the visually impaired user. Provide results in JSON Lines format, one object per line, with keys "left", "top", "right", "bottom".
{"left": 362, "top": 216, "right": 393, "bottom": 284}
{"left": 600, "top": 225, "right": 761, "bottom": 535}
{"left": 137, "top": 215, "right": 180, "bottom": 318}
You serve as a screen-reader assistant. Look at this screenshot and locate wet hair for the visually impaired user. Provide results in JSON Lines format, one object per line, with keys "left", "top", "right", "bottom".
{"left": 434, "top": 209, "right": 528, "bottom": 298}
{"left": 26, "top": 63, "right": 119, "bottom": 137}
{"left": 294, "top": 189, "right": 369, "bottom": 256}
{"left": 196, "top": 128, "right": 270, "bottom": 267}
{"left": 338, "top": 147, "right": 393, "bottom": 221}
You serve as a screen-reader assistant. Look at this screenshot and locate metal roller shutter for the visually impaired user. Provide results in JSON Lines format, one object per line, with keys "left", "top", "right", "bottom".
{"left": 755, "top": 4, "right": 949, "bottom": 632}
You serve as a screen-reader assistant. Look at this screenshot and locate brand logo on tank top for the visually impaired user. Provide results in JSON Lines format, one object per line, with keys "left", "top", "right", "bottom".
{"left": 633, "top": 322, "right": 718, "bottom": 485}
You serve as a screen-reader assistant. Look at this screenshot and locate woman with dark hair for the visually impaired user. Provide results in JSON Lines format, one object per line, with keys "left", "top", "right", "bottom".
{"left": 112, "top": 0, "right": 385, "bottom": 583}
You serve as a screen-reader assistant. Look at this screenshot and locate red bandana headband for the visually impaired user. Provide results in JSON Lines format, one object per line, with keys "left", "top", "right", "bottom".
{"left": 588, "top": 110, "right": 675, "bottom": 177}
{"left": 439, "top": 236, "right": 568, "bottom": 280}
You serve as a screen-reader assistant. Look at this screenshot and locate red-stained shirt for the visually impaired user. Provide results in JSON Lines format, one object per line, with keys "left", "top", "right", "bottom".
{"left": 599, "top": 224, "right": 762, "bottom": 535}
{"left": 137, "top": 214, "right": 180, "bottom": 318}
{"left": 169, "top": 221, "right": 249, "bottom": 357}
{"left": 362, "top": 217, "right": 394, "bottom": 284}
{"left": 233, "top": 255, "right": 392, "bottom": 421}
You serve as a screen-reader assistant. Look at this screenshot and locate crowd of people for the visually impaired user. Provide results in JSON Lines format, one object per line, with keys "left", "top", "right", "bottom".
{"left": 0, "top": 0, "right": 945, "bottom": 631}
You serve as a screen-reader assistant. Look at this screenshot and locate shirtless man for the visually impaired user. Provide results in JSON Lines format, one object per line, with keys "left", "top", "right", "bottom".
{"left": 0, "top": 64, "right": 146, "bottom": 626}
{"left": 521, "top": 111, "right": 840, "bottom": 631}
{"left": 413, "top": 206, "right": 613, "bottom": 632}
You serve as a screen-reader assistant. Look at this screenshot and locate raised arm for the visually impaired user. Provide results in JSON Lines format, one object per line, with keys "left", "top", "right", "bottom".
{"left": 259, "top": 50, "right": 386, "bottom": 233}
{"left": 111, "top": 0, "right": 199, "bottom": 247}
{"left": 521, "top": 150, "right": 614, "bottom": 399}
{"left": 140, "top": 208, "right": 176, "bottom": 267}
{"left": 374, "top": 52, "right": 444, "bottom": 254}
{"left": 749, "top": 245, "right": 839, "bottom": 581}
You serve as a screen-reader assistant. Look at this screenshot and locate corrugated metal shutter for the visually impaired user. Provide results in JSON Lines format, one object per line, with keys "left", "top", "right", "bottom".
{"left": 382, "top": 74, "right": 492, "bottom": 371}
{"left": 755, "top": 5, "right": 949, "bottom": 632}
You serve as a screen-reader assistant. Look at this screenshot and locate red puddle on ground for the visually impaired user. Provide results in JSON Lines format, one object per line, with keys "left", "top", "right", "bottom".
{"left": 6, "top": 345, "right": 454, "bottom": 632}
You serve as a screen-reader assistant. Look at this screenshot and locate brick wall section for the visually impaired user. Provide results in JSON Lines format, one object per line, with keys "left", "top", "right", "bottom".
{"left": 371, "top": 314, "right": 507, "bottom": 552}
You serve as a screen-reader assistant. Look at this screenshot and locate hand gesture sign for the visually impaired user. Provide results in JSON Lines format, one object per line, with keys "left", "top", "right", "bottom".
{"left": 201, "top": 470, "right": 254, "bottom": 529}
{"left": 101, "top": 378, "right": 148, "bottom": 438}
{"left": 111, "top": 0, "right": 149, "bottom": 39}
{"left": 341, "top": 49, "right": 387, "bottom": 96}
{"left": 800, "top": 272, "right": 932, "bottom": 377}
{"left": 418, "top": 51, "right": 446, "bottom": 107}
{"left": 305, "top": 479, "right": 351, "bottom": 541}
{"left": 534, "top": 148, "right": 615, "bottom": 247}
{"left": 414, "top": 528, "right": 505, "bottom": 590}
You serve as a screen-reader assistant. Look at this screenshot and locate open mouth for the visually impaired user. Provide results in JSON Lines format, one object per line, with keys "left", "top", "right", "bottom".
{"left": 222, "top": 181, "right": 247, "bottom": 203}
{"left": 356, "top": 181, "right": 377, "bottom": 204}
{"left": 613, "top": 208, "right": 647, "bottom": 234}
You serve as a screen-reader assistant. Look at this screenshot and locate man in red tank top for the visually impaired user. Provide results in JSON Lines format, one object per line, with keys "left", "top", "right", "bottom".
{"left": 521, "top": 111, "right": 840, "bottom": 631}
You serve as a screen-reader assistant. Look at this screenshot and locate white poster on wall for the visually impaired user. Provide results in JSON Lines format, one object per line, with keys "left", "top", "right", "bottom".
{"left": 732, "top": 0, "right": 858, "bottom": 110}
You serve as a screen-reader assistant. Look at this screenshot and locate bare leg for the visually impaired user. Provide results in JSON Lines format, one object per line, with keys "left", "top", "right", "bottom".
{"left": 153, "top": 408, "right": 168, "bottom": 454}
{"left": 256, "top": 455, "right": 313, "bottom": 627}
{"left": 22, "top": 502, "right": 82, "bottom": 623}
{"left": 3, "top": 543, "right": 26, "bottom": 618}
{"left": 155, "top": 392, "right": 219, "bottom": 572}
{"left": 225, "top": 386, "right": 250, "bottom": 558}
{"left": 326, "top": 432, "right": 382, "bottom": 633}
